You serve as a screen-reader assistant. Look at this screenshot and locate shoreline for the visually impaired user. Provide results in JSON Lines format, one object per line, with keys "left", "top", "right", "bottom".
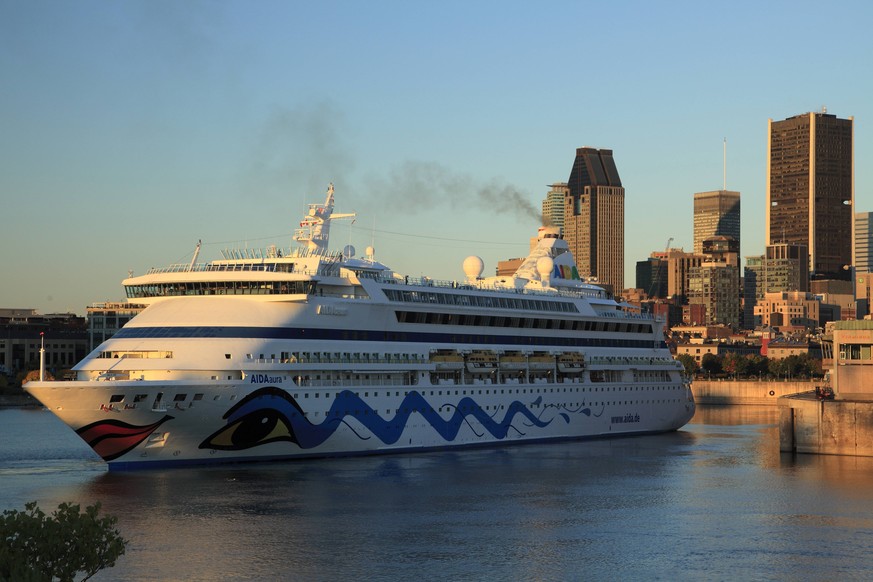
{"left": 0, "top": 394, "right": 40, "bottom": 408}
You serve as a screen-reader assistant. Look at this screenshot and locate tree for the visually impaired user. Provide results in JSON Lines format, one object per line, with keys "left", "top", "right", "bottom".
{"left": 701, "top": 353, "right": 722, "bottom": 376}
{"left": 0, "top": 501, "right": 127, "bottom": 582}
{"left": 768, "top": 357, "right": 788, "bottom": 379}
{"left": 745, "top": 354, "right": 769, "bottom": 378}
{"left": 722, "top": 352, "right": 750, "bottom": 378}
{"left": 676, "top": 353, "right": 698, "bottom": 376}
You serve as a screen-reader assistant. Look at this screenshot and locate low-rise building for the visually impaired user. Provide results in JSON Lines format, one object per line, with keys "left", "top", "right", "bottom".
{"left": 766, "top": 341, "right": 822, "bottom": 360}
{"left": 675, "top": 341, "right": 761, "bottom": 365}
{"left": 0, "top": 310, "right": 88, "bottom": 375}
{"left": 754, "top": 291, "right": 820, "bottom": 331}
{"left": 822, "top": 320, "right": 873, "bottom": 399}
{"left": 87, "top": 302, "right": 146, "bottom": 351}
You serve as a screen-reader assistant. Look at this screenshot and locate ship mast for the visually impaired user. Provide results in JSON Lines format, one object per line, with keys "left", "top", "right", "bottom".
{"left": 293, "top": 183, "right": 355, "bottom": 255}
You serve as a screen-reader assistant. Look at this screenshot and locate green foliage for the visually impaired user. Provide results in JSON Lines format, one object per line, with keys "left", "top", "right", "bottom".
{"left": 701, "top": 353, "right": 722, "bottom": 375}
{"left": 745, "top": 354, "right": 769, "bottom": 378}
{"left": 676, "top": 353, "right": 698, "bottom": 376}
{"left": 721, "top": 352, "right": 750, "bottom": 378}
{"left": 768, "top": 357, "right": 788, "bottom": 378}
{"left": 0, "top": 501, "right": 127, "bottom": 582}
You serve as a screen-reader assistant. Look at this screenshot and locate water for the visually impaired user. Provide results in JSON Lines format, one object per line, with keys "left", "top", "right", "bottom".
{"left": 3, "top": 406, "right": 873, "bottom": 581}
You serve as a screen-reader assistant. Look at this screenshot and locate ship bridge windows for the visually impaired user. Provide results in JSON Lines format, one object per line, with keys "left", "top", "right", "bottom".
{"left": 125, "top": 280, "right": 315, "bottom": 298}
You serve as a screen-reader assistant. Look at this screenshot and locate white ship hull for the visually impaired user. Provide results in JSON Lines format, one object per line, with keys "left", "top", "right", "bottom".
{"left": 27, "top": 375, "right": 694, "bottom": 470}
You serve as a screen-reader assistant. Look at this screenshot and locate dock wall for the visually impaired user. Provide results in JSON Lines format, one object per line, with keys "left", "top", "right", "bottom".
{"left": 779, "top": 397, "right": 873, "bottom": 457}
{"left": 692, "top": 380, "right": 815, "bottom": 405}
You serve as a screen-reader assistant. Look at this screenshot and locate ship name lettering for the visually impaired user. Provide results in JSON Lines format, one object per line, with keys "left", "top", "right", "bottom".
{"left": 250, "top": 374, "right": 284, "bottom": 384}
{"left": 317, "top": 305, "right": 347, "bottom": 316}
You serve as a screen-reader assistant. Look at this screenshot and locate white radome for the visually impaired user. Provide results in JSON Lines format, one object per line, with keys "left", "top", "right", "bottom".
{"left": 536, "top": 256, "right": 554, "bottom": 280}
{"left": 463, "top": 255, "right": 485, "bottom": 281}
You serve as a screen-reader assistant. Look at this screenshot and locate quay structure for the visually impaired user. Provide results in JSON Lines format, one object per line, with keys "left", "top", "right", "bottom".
{"left": 780, "top": 321, "right": 873, "bottom": 456}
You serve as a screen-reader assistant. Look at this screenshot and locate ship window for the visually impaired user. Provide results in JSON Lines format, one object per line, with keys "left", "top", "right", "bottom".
{"left": 225, "top": 354, "right": 231, "bottom": 359}
{"left": 134, "top": 394, "right": 147, "bottom": 402}
{"left": 109, "top": 394, "right": 124, "bottom": 403}
{"left": 174, "top": 394, "right": 187, "bottom": 401}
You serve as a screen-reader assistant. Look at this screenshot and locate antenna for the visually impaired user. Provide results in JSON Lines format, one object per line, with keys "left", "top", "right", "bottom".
{"left": 723, "top": 137, "right": 727, "bottom": 191}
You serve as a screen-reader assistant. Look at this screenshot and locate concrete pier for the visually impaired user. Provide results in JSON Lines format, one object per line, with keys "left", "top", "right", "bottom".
{"left": 692, "top": 380, "right": 815, "bottom": 405}
{"left": 779, "top": 394, "right": 873, "bottom": 456}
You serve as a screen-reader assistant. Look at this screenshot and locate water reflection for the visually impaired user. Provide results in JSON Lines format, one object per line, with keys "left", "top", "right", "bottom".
{"left": 3, "top": 407, "right": 873, "bottom": 580}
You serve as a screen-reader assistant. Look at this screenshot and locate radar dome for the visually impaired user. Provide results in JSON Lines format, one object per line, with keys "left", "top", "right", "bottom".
{"left": 536, "top": 256, "right": 554, "bottom": 279}
{"left": 463, "top": 256, "right": 484, "bottom": 280}
{"left": 365, "top": 246, "right": 375, "bottom": 259}
{"left": 342, "top": 245, "right": 356, "bottom": 259}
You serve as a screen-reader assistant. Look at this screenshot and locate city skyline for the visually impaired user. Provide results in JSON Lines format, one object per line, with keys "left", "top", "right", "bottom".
{"left": 2, "top": 1, "right": 872, "bottom": 313}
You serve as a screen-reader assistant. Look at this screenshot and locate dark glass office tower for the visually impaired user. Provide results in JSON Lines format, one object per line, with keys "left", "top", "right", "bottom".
{"left": 766, "top": 112, "right": 854, "bottom": 280}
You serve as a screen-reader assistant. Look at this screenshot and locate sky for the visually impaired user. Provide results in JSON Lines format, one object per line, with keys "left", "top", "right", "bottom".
{"left": 2, "top": 0, "right": 872, "bottom": 314}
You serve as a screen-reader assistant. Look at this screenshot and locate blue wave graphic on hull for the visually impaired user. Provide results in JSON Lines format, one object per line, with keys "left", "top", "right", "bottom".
{"left": 199, "top": 387, "right": 576, "bottom": 452}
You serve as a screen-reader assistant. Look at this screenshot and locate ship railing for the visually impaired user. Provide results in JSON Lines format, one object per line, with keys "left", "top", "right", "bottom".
{"left": 587, "top": 356, "right": 677, "bottom": 366}
{"left": 292, "top": 354, "right": 426, "bottom": 365}
{"left": 144, "top": 263, "right": 331, "bottom": 276}
{"left": 376, "top": 274, "right": 651, "bottom": 311}
{"left": 146, "top": 263, "right": 279, "bottom": 275}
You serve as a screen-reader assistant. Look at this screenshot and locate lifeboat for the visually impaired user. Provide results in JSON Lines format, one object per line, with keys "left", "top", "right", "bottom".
{"left": 466, "top": 350, "right": 498, "bottom": 373}
{"left": 431, "top": 349, "right": 464, "bottom": 370}
{"left": 527, "top": 352, "right": 555, "bottom": 371}
{"left": 498, "top": 351, "right": 527, "bottom": 371}
{"left": 558, "top": 352, "right": 586, "bottom": 374}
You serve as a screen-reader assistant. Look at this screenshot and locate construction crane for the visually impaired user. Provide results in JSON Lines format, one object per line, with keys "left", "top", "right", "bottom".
{"left": 648, "top": 237, "right": 673, "bottom": 299}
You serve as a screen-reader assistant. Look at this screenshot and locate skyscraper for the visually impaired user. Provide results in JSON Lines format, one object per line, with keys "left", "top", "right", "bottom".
{"left": 766, "top": 111, "right": 854, "bottom": 280}
{"left": 563, "top": 147, "right": 624, "bottom": 291}
{"left": 854, "top": 212, "right": 873, "bottom": 274}
{"left": 541, "top": 182, "right": 568, "bottom": 235}
{"left": 693, "top": 190, "right": 740, "bottom": 255}
{"left": 688, "top": 236, "right": 741, "bottom": 328}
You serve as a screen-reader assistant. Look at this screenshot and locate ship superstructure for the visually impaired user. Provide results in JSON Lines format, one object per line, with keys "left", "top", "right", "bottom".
{"left": 26, "top": 184, "right": 694, "bottom": 469}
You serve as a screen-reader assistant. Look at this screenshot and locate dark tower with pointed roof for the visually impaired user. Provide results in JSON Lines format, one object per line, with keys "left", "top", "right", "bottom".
{"left": 563, "top": 147, "right": 625, "bottom": 292}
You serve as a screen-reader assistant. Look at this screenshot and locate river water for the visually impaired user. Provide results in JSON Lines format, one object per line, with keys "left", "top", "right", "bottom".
{"left": 2, "top": 406, "right": 873, "bottom": 581}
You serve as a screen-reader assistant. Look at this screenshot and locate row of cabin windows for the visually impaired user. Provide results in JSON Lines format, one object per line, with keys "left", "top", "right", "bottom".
{"left": 395, "top": 310, "right": 653, "bottom": 334}
{"left": 384, "top": 289, "right": 582, "bottom": 312}
{"left": 106, "top": 384, "right": 682, "bottom": 405}
{"left": 303, "top": 399, "right": 684, "bottom": 417}
{"left": 240, "top": 352, "right": 421, "bottom": 363}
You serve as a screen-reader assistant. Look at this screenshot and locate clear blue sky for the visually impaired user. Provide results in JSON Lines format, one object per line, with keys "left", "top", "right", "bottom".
{"left": 2, "top": 0, "right": 872, "bottom": 314}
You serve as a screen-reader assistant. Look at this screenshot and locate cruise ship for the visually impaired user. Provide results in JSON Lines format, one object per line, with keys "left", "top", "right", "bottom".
{"left": 26, "top": 184, "right": 695, "bottom": 469}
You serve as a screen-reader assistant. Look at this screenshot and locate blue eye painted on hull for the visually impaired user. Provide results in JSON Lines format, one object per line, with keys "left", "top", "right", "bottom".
{"left": 199, "top": 387, "right": 581, "bottom": 452}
